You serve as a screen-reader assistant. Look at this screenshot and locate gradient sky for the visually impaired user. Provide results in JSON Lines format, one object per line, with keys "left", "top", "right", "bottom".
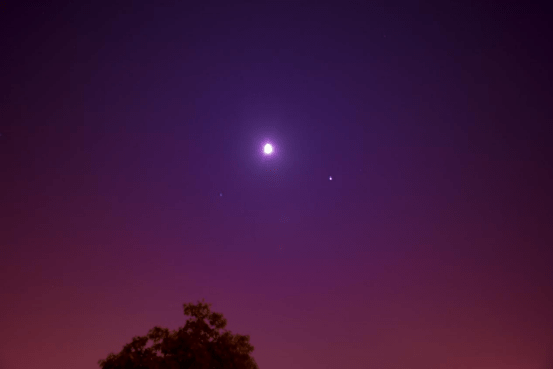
{"left": 1, "top": 2, "right": 552, "bottom": 369}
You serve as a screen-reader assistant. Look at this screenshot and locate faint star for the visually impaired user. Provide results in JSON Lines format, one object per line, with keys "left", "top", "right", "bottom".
{"left": 329, "top": 176, "right": 333, "bottom": 181}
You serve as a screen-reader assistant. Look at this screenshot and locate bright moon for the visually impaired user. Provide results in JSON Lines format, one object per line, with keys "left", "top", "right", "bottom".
{"left": 264, "top": 143, "right": 273, "bottom": 154}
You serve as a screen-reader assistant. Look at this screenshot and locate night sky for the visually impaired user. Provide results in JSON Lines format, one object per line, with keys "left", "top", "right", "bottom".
{"left": 1, "top": 2, "right": 552, "bottom": 368}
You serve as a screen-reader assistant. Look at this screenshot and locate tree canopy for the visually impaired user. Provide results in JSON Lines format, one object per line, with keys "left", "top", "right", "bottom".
{"left": 98, "top": 300, "right": 259, "bottom": 369}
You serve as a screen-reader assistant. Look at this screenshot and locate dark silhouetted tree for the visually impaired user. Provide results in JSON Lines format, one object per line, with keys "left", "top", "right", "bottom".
{"left": 98, "top": 300, "right": 259, "bottom": 369}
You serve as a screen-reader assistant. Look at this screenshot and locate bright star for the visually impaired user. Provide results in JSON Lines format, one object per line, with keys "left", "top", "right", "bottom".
{"left": 264, "top": 143, "right": 273, "bottom": 154}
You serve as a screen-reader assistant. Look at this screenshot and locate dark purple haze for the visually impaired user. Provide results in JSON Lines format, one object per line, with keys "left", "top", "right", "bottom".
{"left": 1, "top": 2, "right": 552, "bottom": 369}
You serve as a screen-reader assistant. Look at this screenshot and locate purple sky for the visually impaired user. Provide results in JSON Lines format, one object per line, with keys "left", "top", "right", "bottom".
{"left": 1, "top": 2, "right": 552, "bottom": 369}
